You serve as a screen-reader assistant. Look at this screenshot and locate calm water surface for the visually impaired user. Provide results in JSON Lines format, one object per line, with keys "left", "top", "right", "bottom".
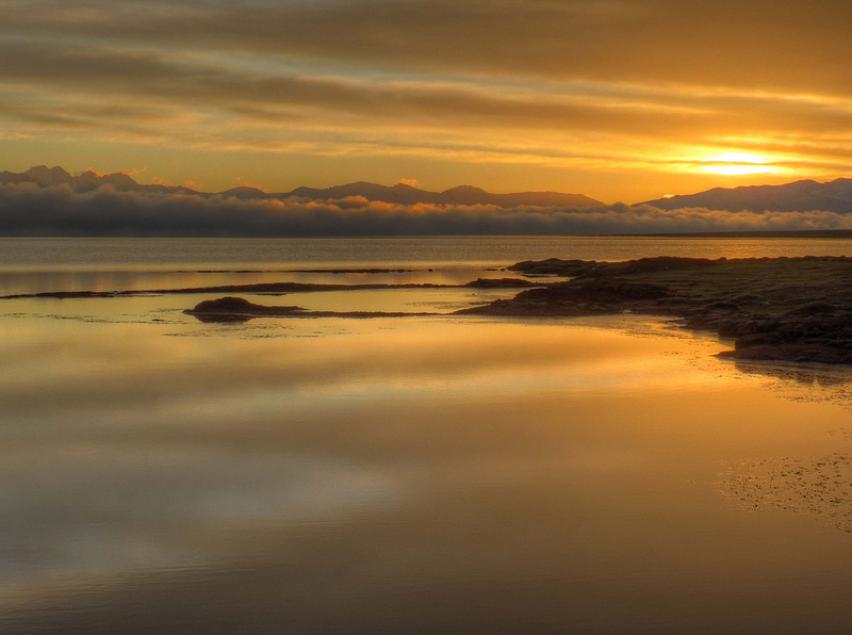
{"left": 0, "top": 237, "right": 850, "bottom": 633}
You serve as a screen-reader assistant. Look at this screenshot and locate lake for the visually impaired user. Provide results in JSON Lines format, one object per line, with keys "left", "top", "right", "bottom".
{"left": 0, "top": 237, "right": 850, "bottom": 633}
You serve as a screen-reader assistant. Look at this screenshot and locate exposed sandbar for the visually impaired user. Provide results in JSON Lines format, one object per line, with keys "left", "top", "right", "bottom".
{"left": 2, "top": 278, "right": 535, "bottom": 300}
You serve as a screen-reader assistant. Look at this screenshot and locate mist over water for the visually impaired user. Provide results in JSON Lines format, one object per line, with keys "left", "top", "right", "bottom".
{"left": 0, "top": 236, "right": 850, "bottom": 633}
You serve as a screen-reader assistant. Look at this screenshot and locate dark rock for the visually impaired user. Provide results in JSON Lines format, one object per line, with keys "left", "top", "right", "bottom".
{"left": 184, "top": 296, "right": 437, "bottom": 322}
{"left": 459, "top": 279, "right": 670, "bottom": 316}
{"left": 464, "top": 278, "right": 537, "bottom": 288}
{"left": 508, "top": 258, "right": 601, "bottom": 276}
{"left": 186, "top": 297, "right": 305, "bottom": 322}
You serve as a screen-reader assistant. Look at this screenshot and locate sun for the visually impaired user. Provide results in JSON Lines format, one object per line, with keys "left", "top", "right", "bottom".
{"left": 699, "top": 151, "right": 779, "bottom": 176}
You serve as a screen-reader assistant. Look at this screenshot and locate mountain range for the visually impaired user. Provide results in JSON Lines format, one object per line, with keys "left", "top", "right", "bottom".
{"left": 642, "top": 178, "right": 852, "bottom": 213}
{"left": 4, "top": 166, "right": 852, "bottom": 213}
{"left": 0, "top": 166, "right": 604, "bottom": 209}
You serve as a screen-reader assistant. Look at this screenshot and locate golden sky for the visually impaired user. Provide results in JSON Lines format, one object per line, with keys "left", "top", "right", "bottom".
{"left": 2, "top": 0, "right": 851, "bottom": 202}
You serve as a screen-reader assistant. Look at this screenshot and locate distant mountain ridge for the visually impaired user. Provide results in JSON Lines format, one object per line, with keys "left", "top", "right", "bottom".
{"left": 8, "top": 166, "right": 851, "bottom": 213}
{"left": 0, "top": 165, "right": 200, "bottom": 196}
{"left": 0, "top": 166, "right": 605, "bottom": 209}
{"left": 283, "top": 182, "right": 604, "bottom": 208}
{"left": 641, "top": 178, "right": 852, "bottom": 213}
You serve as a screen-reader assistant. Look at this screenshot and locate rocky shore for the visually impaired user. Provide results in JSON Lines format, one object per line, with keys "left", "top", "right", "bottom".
{"left": 460, "top": 256, "right": 852, "bottom": 364}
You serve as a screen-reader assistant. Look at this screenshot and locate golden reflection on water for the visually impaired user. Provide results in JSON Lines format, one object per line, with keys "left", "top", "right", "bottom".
{"left": 0, "top": 297, "right": 850, "bottom": 632}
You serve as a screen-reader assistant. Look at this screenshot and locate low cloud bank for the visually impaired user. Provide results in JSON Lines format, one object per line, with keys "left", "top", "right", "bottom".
{"left": 2, "top": 182, "right": 851, "bottom": 237}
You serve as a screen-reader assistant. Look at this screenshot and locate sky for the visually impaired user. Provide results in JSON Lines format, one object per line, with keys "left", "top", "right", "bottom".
{"left": 2, "top": 0, "right": 852, "bottom": 203}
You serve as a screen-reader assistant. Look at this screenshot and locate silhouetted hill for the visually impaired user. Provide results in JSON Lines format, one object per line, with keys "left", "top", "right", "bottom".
{"left": 0, "top": 166, "right": 605, "bottom": 208}
{"left": 4, "top": 165, "right": 852, "bottom": 236}
{"left": 8, "top": 166, "right": 852, "bottom": 214}
{"left": 220, "top": 186, "right": 267, "bottom": 199}
{"left": 284, "top": 181, "right": 604, "bottom": 208}
{"left": 285, "top": 181, "right": 441, "bottom": 204}
{"left": 642, "top": 178, "right": 852, "bottom": 212}
{"left": 0, "top": 165, "right": 73, "bottom": 187}
{"left": 0, "top": 166, "right": 199, "bottom": 195}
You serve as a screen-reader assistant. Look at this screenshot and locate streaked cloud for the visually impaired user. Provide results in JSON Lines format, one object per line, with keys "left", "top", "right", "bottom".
{"left": 1, "top": 1, "right": 850, "bottom": 200}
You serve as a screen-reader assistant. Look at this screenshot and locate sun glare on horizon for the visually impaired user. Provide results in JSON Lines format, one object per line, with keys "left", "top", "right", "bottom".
{"left": 699, "top": 151, "right": 781, "bottom": 176}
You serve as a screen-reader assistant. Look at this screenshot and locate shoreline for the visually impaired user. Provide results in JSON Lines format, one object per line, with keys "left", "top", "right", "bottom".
{"left": 6, "top": 254, "right": 852, "bottom": 366}
{"left": 461, "top": 256, "right": 852, "bottom": 364}
{"left": 187, "top": 255, "right": 852, "bottom": 364}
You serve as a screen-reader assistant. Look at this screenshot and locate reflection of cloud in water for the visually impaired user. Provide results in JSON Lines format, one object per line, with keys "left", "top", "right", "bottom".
{"left": 0, "top": 451, "right": 398, "bottom": 586}
{"left": 0, "top": 317, "right": 734, "bottom": 420}
{"left": 2, "top": 312, "right": 852, "bottom": 632}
